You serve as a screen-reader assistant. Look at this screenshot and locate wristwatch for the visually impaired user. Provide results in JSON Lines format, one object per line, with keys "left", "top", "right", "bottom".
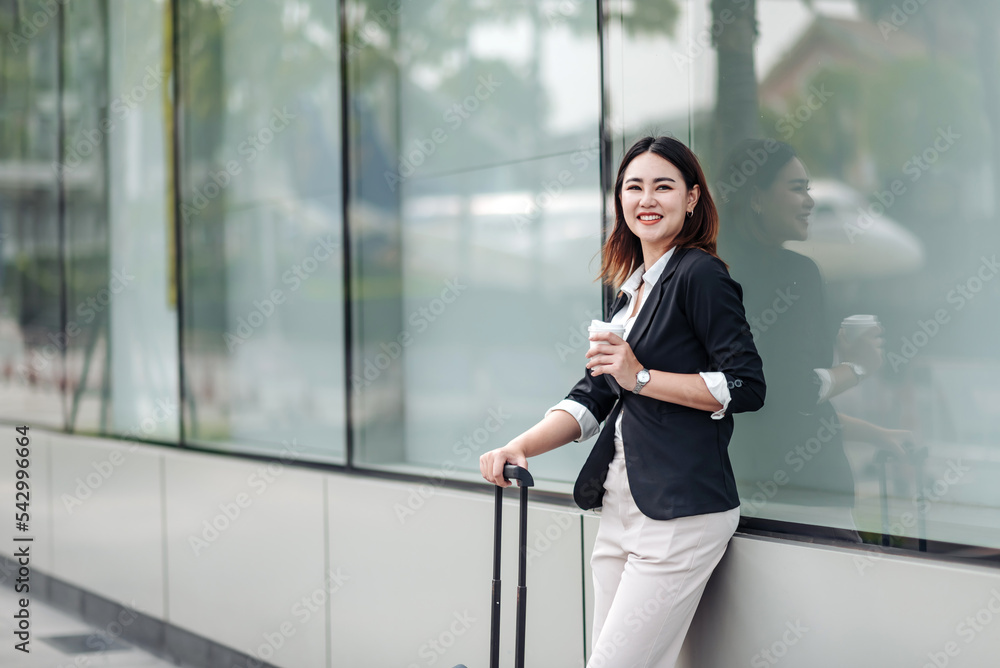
{"left": 842, "top": 362, "right": 867, "bottom": 381}
{"left": 632, "top": 368, "right": 651, "bottom": 394}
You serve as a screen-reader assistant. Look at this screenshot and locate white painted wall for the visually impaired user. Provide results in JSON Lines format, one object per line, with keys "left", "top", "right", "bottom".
{"left": 2, "top": 429, "right": 999, "bottom": 668}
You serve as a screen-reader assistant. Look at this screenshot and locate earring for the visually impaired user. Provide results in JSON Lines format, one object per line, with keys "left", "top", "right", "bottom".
{"left": 686, "top": 210, "right": 693, "bottom": 218}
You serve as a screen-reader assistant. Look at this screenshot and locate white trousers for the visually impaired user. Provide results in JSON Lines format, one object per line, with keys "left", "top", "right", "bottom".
{"left": 587, "top": 439, "right": 740, "bottom": 668}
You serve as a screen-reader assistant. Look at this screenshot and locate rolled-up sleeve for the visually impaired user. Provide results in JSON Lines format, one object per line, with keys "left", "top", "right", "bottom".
{"left": 813, "top": 368, "right": 833, "bottom": 404}
{"left": 545, "top": 399, "right": 600, "bottom": 442}
{"left": 683, "top": 255, "right": 766, "bottom": 414}
{"left": 699, "top": 371, "right": 731, "bottom": 420}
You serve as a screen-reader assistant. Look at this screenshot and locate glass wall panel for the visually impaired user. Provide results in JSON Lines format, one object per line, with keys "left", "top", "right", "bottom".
{"left": 604, "top": 0, "right": 690, "bottom": 155}
{"left": 179, "top": 0, "right": 345, "bottom": 463}
{"left": 349, "top": 0, "right": 603, "bottom": 484}
{"left": 1, "top": 0, "right": 992, "bottom": 557}
{"left": 0, "top": 0, "right": 66, "bottom": 429}
{"left": 1, "top": 0, "right": 180, "bottom": 441}
{"left": 102, "top": 0, "right": 180, "bottom": 441}
{"left": 62, "top": 0, "right": 111, "bottom": 434}
{"left": 609, "top": 0, "right": 1000, "bottom": 552}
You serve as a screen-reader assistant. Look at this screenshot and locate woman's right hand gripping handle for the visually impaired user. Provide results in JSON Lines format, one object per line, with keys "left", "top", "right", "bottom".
{"left": 478, "top": 407, "right": 584, "bottom": 487}
{"left": 480, "top": 441, "right": 528, "bottom": 488}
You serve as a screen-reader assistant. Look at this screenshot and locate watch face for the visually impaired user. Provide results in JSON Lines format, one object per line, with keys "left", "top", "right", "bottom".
{"left": 638, "top": 369, "right": 650, "bottom": 383}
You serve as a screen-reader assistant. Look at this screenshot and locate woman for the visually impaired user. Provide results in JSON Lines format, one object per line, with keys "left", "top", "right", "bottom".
{"left": 480, "top": 136, "right": 765, "bottom": 667}
{"left": 718, "top": 139, "right": 900, "bottom": 536}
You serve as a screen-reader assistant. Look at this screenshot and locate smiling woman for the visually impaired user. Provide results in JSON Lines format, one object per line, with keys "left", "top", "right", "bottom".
{"left": 480, "top": 136, "right": 765, "bottom": 668}
{"left": 601, "top": 136, "right": 722, "bottom": 289}
{"left": 620, "top": 152, "right": 695, "bottom": 262}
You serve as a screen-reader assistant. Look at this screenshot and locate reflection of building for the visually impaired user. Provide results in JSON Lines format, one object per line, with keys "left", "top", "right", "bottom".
{"left": 1, "top": 2, "right": 999, "bottom": 667}
{"left": 758, "top": 16, "right": 925, "bottom": 109}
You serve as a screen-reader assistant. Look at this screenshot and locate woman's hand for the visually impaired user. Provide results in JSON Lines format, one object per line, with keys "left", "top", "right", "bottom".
{"left": 585, "top": 331, "right": 643, "bottom": 391}
{"left": 480, "top": 440, "right": 529, "bottom": 488}
{"left": 874, "top": 427, "right": 913, "bottom": 459}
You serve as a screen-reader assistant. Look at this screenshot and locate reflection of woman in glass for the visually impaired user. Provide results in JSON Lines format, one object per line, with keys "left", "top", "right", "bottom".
{"left": 480, "top": 136, "right": 765, "bottom": 666}
{"left": 718, "top": 139, "right": 904, "bottom": 538}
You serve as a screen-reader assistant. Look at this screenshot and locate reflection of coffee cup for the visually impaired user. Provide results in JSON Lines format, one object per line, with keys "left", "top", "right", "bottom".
{"left": 841, "top": 314, "right": 881, "bottom": 345}
{"left": 588, "top": 320, "right": 626, "bottom": 350}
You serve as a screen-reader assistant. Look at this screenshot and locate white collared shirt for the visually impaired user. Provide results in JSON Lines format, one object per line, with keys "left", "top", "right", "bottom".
{"left": 545, "top": 247, "right": 732, "bottom": 443}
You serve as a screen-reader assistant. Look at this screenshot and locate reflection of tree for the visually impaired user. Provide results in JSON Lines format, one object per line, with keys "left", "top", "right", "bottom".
{"left": 856, "top": 0, "right": 1000, "bottom": 214}
{"left": 347, "top": 0, "right": 681, "bottom": 160}
{"left": 760, "top": 61, "right": 985, "bottom": 192}
{"left": 708, "top": 0, "right": 1000, "bottom": 246}
{"left": 178, "top": 0, "right": 226, "bottom": 346}
{"left": 964, "top": 0, "right": 1000, "bottom": 213}
{"left": 766, "top": 67, "right": 864, "bottom": 182}
{"left": 865, "top": 60, "right": 985, "bottom": 178}
{"left": 710, "top": 0, "right": 998, "bottom": 221}
{"left": 710, "top": 0, "right": 758, "bottom": 170}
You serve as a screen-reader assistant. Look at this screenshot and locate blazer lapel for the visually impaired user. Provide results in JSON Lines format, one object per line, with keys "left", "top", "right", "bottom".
{"left": 625, "top": 247, "right": 686, "bottom": 348}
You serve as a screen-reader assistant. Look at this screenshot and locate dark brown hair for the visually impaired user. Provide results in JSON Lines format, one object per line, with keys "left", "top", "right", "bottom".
{"left": 599, "top": 136, "right": 720, "bottom": 288}
{"left": 717, "top": 138, "right": 799, "bottom": 251}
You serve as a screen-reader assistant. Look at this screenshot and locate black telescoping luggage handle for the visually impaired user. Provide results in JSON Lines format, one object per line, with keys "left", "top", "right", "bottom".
{"left": 487, "top": 465, "right": 533, "bottom": 668}
{"left": 453, "top": 466, "right": 533, "bottom": 668}
{"left": 502, "top": 464, "right": 534, "bottom": 488}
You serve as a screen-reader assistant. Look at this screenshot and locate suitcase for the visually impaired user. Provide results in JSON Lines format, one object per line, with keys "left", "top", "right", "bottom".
{"left": 453, "top": 463, "right": 535, "bottom": 668}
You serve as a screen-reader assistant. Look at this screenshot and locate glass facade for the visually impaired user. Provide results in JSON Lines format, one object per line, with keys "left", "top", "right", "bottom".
{"left": 178, "top": 0, "right": 345, "bottom": 462}
{"left": 0, "top": 0, "right": 64, "bottom": 429}
{"left": 0, "top": 0, "right": 997, "bottom": 555}
{"left": 347, "top": 0, "right": 603, "bottom": 484}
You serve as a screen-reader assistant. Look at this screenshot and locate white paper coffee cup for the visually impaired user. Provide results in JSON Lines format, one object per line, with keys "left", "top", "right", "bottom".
{"left": 588, "top": 320, "right": 626, "bottom": 350}
{"left": 841, "top": 314, "right": 880, "bottom": 345}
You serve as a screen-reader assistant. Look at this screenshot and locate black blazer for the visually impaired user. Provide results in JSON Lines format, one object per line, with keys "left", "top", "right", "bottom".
{"left": 568, "top": 247, "right": 766, "bottom": 520}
